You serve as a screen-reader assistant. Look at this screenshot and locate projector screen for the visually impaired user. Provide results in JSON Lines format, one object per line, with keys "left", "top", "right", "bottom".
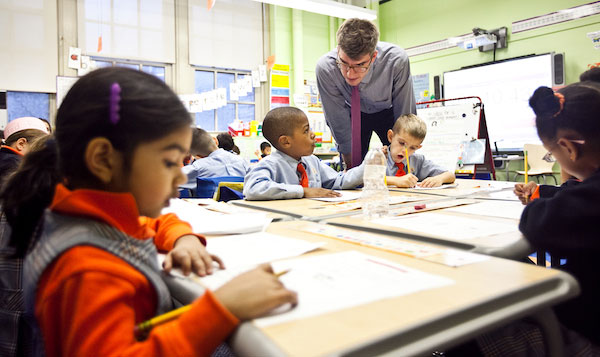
{"left": 443, "top": 54, "right": 555, "bottom": 152}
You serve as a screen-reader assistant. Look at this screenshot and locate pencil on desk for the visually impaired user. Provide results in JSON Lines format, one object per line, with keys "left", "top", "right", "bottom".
{"left": 405, "top": 148, "right": 410, "bottom": 174}
{"left": 275, "top": 269, "right": 291, "bottom": 278}
{"left": 134, "top": 304, "right": 192, "bottom": 338}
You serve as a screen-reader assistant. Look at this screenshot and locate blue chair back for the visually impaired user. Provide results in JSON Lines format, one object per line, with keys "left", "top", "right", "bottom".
{"left": 195, "top": 176, "right": 244, "bottom": 198}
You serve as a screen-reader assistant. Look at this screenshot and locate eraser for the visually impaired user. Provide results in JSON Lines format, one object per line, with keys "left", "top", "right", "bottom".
{"left": 414, "top": 204, "right": 427, "bottom": 210}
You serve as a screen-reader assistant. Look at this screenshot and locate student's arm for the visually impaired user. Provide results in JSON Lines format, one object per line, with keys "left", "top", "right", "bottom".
{"left": 386, "top": 174, "right": 418, "bottom": 188}
{"left": 318, "top": 158, "right": 364, "bottom": 190}
{"left": 519, "top": 183, "right": 600, "bottom": 255}
{"left": 36, "top": 247, "right": 239, "bottom": 357}
{"left": 391, "top": 48, "right": 417, "bottom": 118}
{"left": 143, "top": 214, "right": 223, "bottom": 276}
{"left": 243, "top": 163, "right": 304, "bottom": 200}
{"left": 418, "top": 171, "right": 455, "bottom": 188}
{"left": 316, "top": 57, "right": 352, "bottom": 156}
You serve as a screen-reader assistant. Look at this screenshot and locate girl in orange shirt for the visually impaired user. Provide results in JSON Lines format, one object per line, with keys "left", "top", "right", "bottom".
{"left": 3, "top": 67, "right": 296, "bottom": 356}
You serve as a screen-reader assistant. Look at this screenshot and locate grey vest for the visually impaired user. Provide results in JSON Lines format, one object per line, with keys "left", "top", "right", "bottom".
{"left": 23, "top": 211, "right": 173, "bottom": 354}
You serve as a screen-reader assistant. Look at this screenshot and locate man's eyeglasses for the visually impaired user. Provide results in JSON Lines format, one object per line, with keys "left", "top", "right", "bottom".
{"left": 336, "top": 55, "right": 373, "bottom": 74}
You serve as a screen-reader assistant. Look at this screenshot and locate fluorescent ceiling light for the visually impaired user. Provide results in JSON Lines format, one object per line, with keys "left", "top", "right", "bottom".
{"left": 250, "top": 0, "right": 377, "bottom": 21}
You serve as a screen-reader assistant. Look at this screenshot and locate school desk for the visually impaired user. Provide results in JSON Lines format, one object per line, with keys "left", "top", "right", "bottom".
{"left": 323, "top": 198, "right": 528, "bottom": 259}
{"left": 388, "top": 178, "right": 516, "bottom": 198}
{"left": 163, "top": 220, "right": 578, "bottom": 357}
{"left": 230, "top": 190, "right": 437, "bottom": 221}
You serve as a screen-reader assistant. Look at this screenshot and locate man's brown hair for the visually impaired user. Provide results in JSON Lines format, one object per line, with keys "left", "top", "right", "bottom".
{"left": 336, "top": 18, "right": 379, "bottom": 59}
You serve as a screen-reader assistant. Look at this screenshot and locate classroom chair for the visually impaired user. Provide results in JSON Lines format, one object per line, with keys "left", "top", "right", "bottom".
{"left": 213, "top": 182, "right": 244, "bottom": 202}
{"left": 195, "top": 176, "right": 244, "bottom": 199}
{"left": 514, "top": 144, "right": 558, "bottom": 184}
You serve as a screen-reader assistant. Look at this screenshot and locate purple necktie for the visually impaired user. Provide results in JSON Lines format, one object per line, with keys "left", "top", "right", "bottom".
{"left": 351, "top": 86, "right": 361, "bottom": 168}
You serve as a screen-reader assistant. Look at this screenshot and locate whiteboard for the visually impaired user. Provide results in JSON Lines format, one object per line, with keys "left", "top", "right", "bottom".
{"left": 417, "top": 103, "right": 481, "bottom": 173}
{"left": 443, "top": 54, "right": 554, "bottom": 152}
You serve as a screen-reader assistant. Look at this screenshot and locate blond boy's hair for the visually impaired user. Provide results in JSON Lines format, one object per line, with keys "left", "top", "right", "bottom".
{"left": 392, "top": 114, "right": 427, "bottom": 140}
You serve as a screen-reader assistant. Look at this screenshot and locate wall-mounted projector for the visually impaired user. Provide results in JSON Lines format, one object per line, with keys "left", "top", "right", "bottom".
{"left": 457, "top": 34, "right": 497, "bottom": 50}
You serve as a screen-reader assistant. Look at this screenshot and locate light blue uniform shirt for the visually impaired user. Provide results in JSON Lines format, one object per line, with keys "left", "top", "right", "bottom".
{"left": 385, "top": 150, "right": 447, "bottom": 181}
{"left": 182, "top": 149, "right": 249, "bottom": 187}
{"left": 244, "top": 150, "right": 364, "bottom": 200}
{"left": 316, "top": 42, "right": 416, "bottom": 154}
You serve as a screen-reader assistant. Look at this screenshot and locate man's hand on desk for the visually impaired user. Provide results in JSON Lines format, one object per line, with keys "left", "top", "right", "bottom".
{"left": 303, "top": 187, "right": 342, "bottom": 198}
{"left": 164, "top": 235, "right": 225, "bottom": 277}
{"left": 215, "top": 264, "right": 298, "bottom": 320}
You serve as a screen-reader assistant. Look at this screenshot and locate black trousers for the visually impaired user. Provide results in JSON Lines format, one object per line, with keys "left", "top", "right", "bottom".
{"left": 359, "top": 107, "right": 396, "bottom": 160}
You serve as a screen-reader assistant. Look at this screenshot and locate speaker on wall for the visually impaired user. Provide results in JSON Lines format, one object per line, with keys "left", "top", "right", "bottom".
{"left": 433, "top": 75, "right": 441, "bottom": 99}
{"left": 553, "top": 53, "right": 565, "bottom": 86}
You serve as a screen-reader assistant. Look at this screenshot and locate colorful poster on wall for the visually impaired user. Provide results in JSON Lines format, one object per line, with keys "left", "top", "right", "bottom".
{"left": 412, "top": 73, "right": 430, "bottom": 106}
{"left": 270, "top": 64, "right": 290, "bottom": 109}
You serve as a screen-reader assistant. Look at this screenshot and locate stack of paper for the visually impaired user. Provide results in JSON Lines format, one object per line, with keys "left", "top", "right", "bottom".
{"left": 162, "top": 198, "right": 272, "bottom": 235}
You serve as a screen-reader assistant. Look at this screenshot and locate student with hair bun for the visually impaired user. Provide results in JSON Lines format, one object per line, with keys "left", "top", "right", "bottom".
{"left": 514, "top": 81, "right": 600, "bottom": 346}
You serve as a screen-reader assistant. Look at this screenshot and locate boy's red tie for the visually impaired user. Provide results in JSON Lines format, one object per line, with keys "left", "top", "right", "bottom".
{"left": 297, "top": 163, "right": 309, "bottom": 187}
{"left": 395, "top": 162, "right": 406, "bottom": 177}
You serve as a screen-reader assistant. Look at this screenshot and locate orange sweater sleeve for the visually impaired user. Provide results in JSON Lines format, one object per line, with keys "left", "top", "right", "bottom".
{"left": 36, "top": 246, "right": 239, "bottom": 357}
{"left": 142, "top": 213, "right": 207, "bottom": 252}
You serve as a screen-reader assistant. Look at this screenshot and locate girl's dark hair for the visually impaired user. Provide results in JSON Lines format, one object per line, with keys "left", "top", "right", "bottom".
{"left": 216, "top": 132, "right": 235, "bottom": 151}
{"left": 1, "top": 67, "right": 192, "bottom": 257}
{"left": 529, "top": 82, "right": 600, "bottom": 145}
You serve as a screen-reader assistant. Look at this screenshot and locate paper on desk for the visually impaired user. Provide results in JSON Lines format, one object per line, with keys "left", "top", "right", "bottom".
{"left": 445, "top": 200, "right": 524, "bottom": 220}
{"left": 162, "top": 198, "right": 272, "bottom": 235}
{"left": 314, "top": 195, "right": 423, "bottom": 213}
{"left": 412, "top": 183, "right": 458, "bottom": 190}
{"left": 310, "top": 190, "right": 361, "bottom": 202}
{"left": 300, "top": 225, "right": 489, "bottom": 267}
{"left": 372, "top": 211, "right": 518, "bottom": 241}
{"left": 254, "top": 251, "right": 454, "bottom": 327}
{"left": 477, "top": 189, "right": 520, "bottom": 201}
{"left": 192, "top": 232, "right": 325, "bottom": 290}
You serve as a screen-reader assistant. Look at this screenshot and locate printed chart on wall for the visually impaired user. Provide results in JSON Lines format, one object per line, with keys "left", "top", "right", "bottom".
{"left": 416, "top": 103, "right": 481, "bottom": 174}
{"left": 270, "top": 64, "right": 290, "bottom": 109}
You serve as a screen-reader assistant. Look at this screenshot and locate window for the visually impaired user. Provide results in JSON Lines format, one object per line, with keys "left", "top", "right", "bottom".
{"left": 194, "top": 69, "right": 255, "bottom": 132}
{"left": 90, "top": 58, "right": 166, "bottom": 81}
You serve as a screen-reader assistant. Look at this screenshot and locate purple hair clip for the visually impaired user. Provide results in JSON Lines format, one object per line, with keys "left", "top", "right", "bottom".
{"left": 109, "top": 82, "right": 121, "bottom": 125}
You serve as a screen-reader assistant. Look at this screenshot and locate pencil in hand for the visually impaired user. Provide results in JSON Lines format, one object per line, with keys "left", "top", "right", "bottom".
{"left": 134, "top": 304, "right": 192, "bottom": 339}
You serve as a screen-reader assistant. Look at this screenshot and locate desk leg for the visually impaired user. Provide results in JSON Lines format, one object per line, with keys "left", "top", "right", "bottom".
{"left": 529, "top": 308, "right": 564, "bottom": 357}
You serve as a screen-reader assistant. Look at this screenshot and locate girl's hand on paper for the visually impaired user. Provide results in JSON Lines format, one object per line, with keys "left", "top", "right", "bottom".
{"left": 513, "top": 181, "right": 538, "bottom": 205}
{"left": 164, "top": 235, "right": 225, "bottom": 276}
{"left": 303, "top": 187, "right": 342, "bottom": 198}
{"left": 215, "top": 264, "right": 298, "bottom": 320}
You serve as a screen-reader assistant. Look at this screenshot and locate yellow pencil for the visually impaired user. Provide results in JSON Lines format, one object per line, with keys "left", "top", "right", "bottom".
{"left": 405, "top": 148, "right": 410, "bottom": 174}
{"left": 135, "top": 304, "right": 192, "bottom": 338}
{"left": 134, "top": 269, "right": 291, "bottom": 338}
{"left": 524, "top": 150, "right": 528, "bottom": 184}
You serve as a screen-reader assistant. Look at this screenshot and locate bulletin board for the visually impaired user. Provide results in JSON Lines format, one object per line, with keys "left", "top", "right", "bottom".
{"left": 416, "top": 98, "right": 490, "bottom": 176}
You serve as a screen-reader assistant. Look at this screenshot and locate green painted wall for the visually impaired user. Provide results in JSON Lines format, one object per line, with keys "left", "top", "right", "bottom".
{"left": 380, "top": 0, "right": 600, "bottom": 86}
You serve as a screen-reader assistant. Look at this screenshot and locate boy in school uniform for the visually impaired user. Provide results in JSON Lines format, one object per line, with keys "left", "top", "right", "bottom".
{"left": 385, "top": 114, "right": 455, "bottom": 188}
{"left": 244, "top": 107, "right": 364, "bottom": 200}
{"left": 182, "top": 128, "right": 249, "bottom": 186}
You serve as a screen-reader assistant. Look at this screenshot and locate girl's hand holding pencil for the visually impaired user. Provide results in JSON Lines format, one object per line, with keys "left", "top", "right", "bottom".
{"left": 513, "top": 181, "right": 538, "bottom": 205}
{"left": 135, "top": 264, "right": 296, "bottom": 339}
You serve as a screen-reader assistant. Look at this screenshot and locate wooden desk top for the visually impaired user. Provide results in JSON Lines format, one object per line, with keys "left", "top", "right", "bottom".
{"left": 231, "top": 190, "right": 438, "bottom": 220}
{"left": 388, "top": 178, "right": 513, "bottom": 197}
{"left": 219, "top": 220, "right": 577, "bottom": 356}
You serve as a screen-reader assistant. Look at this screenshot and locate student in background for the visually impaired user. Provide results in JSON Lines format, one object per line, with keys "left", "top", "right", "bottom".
{"left": 0, "top": 116, "right": 49, "bottom": 179}
{"left": 37, "top": 118, "right": 52, "bottom": 133}
{"left": 513, "top": 82, "right": 600, "bottom": 347}
{"left": 244, "top": 107, "right": 363, "bottom": 200}
{"left": 385, "top": 114, "right": 455, "bottom": 188}
{"left": 6, "top": 68, "right": 296, "bottom": 356}
{"left": 182, "top": 128, "right": 249, "bottom": 186}
{"left": 216, "top": 132, "right": 240, "bottom": 155}
{"left": 260, "top": 141, "right": 271, "bottom": 158}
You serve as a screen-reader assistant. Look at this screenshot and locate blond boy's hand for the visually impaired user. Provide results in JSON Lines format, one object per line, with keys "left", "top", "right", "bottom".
{"left": 303, "top": 187, "right": 342, "bottom": 198}
{"left": 387, "top": 174, "right": 418, "bottom": 188}
{"left": 514, "top": 181, "right": 538, "bottom": 205}
{"left": 418, "top": 176, "right": 444, "bottom": 188}
{"left": 164, "top": 235, "right": 225, "bottom": 277}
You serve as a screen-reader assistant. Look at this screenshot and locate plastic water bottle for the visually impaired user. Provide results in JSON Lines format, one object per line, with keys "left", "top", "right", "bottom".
{"left": 361, "top": 148, "right": 389, "bottom": 219}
